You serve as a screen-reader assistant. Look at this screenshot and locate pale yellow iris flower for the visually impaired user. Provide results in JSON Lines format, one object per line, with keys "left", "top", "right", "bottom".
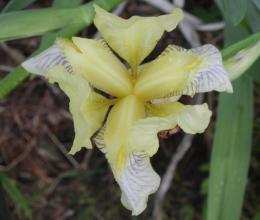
{"left": 22, "top": 5, "right": 232, "bottom": 215}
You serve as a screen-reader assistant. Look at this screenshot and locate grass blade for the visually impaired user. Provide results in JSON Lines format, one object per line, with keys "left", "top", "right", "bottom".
{"left": 207, "top": 20, "right": 254, "bottom": 220}
{"left": 0, "top": 7, "right": 82, "bottom": 42}
{"left": 0, "top": 185, "right": 11, "bottom": 220}
{"left": 216, "top": 0, "right": 247, "bottom": 25}
{"left": 0, "top": 172, "right": 33, "bottom": 220}
{"left": 2, "top": 0, "right": 36, "bottom": 13}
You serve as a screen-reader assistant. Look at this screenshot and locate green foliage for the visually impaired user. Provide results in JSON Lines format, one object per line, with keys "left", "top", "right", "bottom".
{"left": 0, "top": 7, "right": 86, "bottom": 42}
{"left": 0, "top": 185, "right": 11, "bottom": 220}
{"left": 252, "top": 0, "right": 260, "bottom": 10}
{"left": 221, "top": 32, "right": 260, "bottom": 60}
{"left": 2, "top": 0, "right": 36, "bottom": 13}
{"left": 216, "top": 0, "right": 247, "bottom": 25}
{"left": 207, "top": 75, "right": 253, "bottom": 220}
{"left": 0, "top": 172, "right": 33, "bottom": 220}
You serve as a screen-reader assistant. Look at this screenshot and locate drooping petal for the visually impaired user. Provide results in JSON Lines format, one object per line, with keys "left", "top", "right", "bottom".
{"left": 64, "top": 37, "right": 133, "bottom": 97}
{"left": 93, "top": 95, "right": 160, "bottom": 215}
{"left": 134, "top": 44, "right": 233, "bottom": 101}
{"left": 127, "top": 102, "right": 212, "bottom": 157}
{"left": 46, "top": 66, "right": 112, "bottom": 154}
{"left": 94, "top": 128, "right": 160, "bottom": 216}
{"left": 94, "top": 4, "right": 183, "bottom": 71}
{"left": 149, "top": 102, "right": 212, "bottom": 134}
{"left": 22, "top": 38, "right": 73, "bottom": 75}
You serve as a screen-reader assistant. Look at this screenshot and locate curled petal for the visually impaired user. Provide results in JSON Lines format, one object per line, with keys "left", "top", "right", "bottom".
{"left": 94, "top": 4, "right": 183, "bottom": 71}
{"left": 22, "top": 39, "right": 73, "bottom": 75}
{"left": 65, "top": 37, "right": 133, "bottom": 97}
{"left": 127, "top": 102, "right": 212, "bottom": 157}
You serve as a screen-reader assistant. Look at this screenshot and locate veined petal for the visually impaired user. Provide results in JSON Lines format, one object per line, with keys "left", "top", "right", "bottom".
{"left": 183, "top": 44, "right": 233, "bottom": 95}
{"left": 22, "top": 38, "right": 73, "bottom": 75}
{"left": 134, "top": 44, "right": 232, "bottom": 101}
{"left": 94, "top": 5, "right": 183, "bottom": 71}
{"left": 95, "top": 95, "right": 160, "bottom": 215}
{"left": 47, "top": 66, "right": 112, "bottom": 154}
{"left": 64, "top": 37, "right": 133, "bottom": 97}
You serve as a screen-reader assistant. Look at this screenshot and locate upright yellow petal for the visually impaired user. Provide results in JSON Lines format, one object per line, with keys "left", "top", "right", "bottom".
{"left": 134, "top": 48, "right": 202, "bottom": 101}
{"left": 94, "top": 5, "right": 183, "bottom": 72}
{"left": 104, "top": 95, "right": 145, "bottom": 169}
{"left": 63, "top": 37, "right": 133, "bottom": 97}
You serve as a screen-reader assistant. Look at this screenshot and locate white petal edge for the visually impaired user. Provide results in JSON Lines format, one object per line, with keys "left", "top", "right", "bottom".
{"left": 22, "top": 41, "right": 72, "bottom": 75}
{"left": 172, "top": 44, "right": 233, "bottom": 96}
{"left": 118, "top": 152, "right": 160, "bottom": 216}
{"left": 93, "top": 128, "right": 160, "bottom": 215}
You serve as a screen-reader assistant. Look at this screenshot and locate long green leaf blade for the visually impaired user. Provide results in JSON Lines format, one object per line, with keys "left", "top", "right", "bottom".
{"left": 207, "top": 21, "right": 254, "bottom": 220}
{"left": 216, "top": 0, "right": 247, "bottom": 25}
{"left": 0, "top": 8, "right": 81, "bottom": 42}
{"left": 0, "top": 172, "right": 33, "bottom": 220}
{"left": 2, "top": 0, "right": 36, "bottom": 13}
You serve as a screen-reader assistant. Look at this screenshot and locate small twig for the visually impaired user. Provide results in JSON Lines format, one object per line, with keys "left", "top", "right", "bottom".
{"left": 0, "top": 43, "right": 25, "bottom": 63}
{"left": 141, "top": 0, "right": 202, "bottom": 25}
{"left": 0, "top": 64, "right": 14, "bottom": 72}
{"left": 0, "top": 139, "right": 36, "bottom": 171}
{"left": 44, "top": 126, "right": 79, "bottom": 168}
{"left": 152, "top": 134, "right": 194, "bottom": 220}
{"left": 56, "top": 210, "right": 74, "bottom": 220}
{"left": 195, "top": 22, "right": 225, "bottom": 31}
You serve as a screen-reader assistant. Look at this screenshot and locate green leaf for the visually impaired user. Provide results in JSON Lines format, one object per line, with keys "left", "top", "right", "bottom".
{"left": 253, "top": 213, "right": 260, "bottom": 220}
{"left": 221, "top": 32, "right": 260, "bottom": 60}
{"left": 0, "top": 185, "right": 11, "bottom": 220}
{"left": 247, "top": 1, "right": 260, "bottom": 32}
{"left": 52, "top": 0, "right": 82, "bottom": 8}
{"left": 207, "top": 21, "right": 253, "bottom": 220}
{"left": 0, "top": 172, "right": 33, "bottom": 220}
{"left": 0, "top": 0, "right": 124, "bottom": 100}
{"left": 216, "top": 0, "right": 247, "bottom": 25}
{"left": 2, "top": 0, "right": 36, "bottom": 13}
{"left": 249, "top": 59, "right": 260, "bottom": 83}
{"left": 252, "top": 0, "right": 260, "bottom": 11}
{"left": 0, "top": 7, "right": 83, "bottom": 42}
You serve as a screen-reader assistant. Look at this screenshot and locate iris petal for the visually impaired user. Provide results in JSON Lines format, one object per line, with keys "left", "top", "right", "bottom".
{"left": 127, "top": 102, "right": 212, "bottom": 157}
{"left": 134, "top": 44, "right": 232, "bottom": 101}
{"left": 64, "top": 37, "right": 133, "bottom": 97}
{"left": 93, "top": 96, "right": 160, "bottom": 215}
{"left": 46, "top": 66, "right": 93, "bottom": 153}
{"left": 94, "top": 4, "right": 183, "bottom": 71}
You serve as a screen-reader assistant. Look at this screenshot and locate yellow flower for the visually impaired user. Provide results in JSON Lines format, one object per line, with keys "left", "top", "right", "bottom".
{"left": 22, "top": 5, "right": 232, "bottom": 215}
